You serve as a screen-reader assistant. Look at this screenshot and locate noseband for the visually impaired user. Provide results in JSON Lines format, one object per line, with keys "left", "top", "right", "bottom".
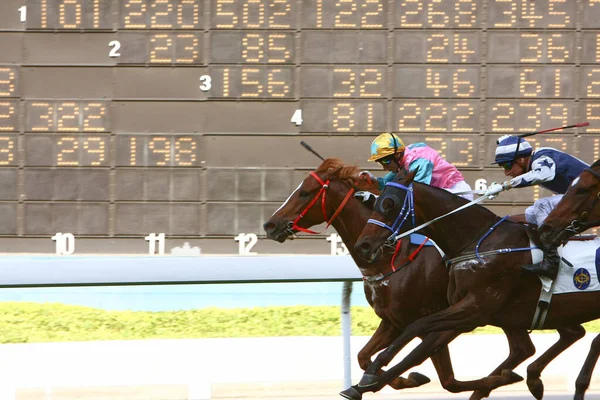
{"left": 565, "top": 167, "right": 600, "bottom": 234}
{"left": 288, "top": 171, "right": 356, "bottom": 234}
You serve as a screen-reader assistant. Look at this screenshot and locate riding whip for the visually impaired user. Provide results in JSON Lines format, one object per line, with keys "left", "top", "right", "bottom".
{"left": 517, "top": 122, "right": 589, "bottom": 138}
{"left": 300, "top": 141, "right": 325, "bottom": 161}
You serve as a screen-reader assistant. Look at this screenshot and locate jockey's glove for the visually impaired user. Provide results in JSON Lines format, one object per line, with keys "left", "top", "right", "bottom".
{"left": 355, "top": 191, "right": 378, "bottom": 203}
{"left": 358, "top": 170, "right": 377, "bottom": 183}
{"left": 501, "top": 180, "right": 512, "bottom": 190}
{"left": 485, "top": 182, "right": 505, "bottom": 199}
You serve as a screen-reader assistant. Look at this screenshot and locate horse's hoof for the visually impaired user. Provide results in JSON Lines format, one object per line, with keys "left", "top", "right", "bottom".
{"left": 526, "top": 378, "right": 544, "bottom": 400}
{"left": 502, "top": 369, "right": 524, "bottom": 384}
{"left": 408, "top": 372, "right": 431, "bottom": 386}
{"left": 357, "top": 373, "right": 379, "bottom": 388}
{"left": 339, "top": 386, "right": 362, "bottom": 400}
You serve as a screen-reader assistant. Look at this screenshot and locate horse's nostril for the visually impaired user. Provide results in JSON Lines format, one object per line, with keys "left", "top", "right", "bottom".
{"left": 263, "top": 222, "right": 275, "bottom": 233}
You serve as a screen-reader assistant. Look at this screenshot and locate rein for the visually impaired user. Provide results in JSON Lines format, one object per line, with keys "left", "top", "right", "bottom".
{"left": 289, "top": 171, "right": 355, "bottom": 234}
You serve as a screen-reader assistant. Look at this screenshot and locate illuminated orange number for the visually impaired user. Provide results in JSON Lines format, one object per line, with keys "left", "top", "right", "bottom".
{"left": 129, "top": 137, "right": 138, "bottom": 165}
{"left": 149, "top": 137, "right": 171, "bottom": 166}
{"left": 545, "top": 103, "right": 568, "bottom": 126}
{"left": 586, "top": 69, "right": 600, "bottom": 98}
{"left": 332, "top": 103, "right": 355, "bottom": 132}
{"left": 397, "top": 102, "right": 421, "bottom": 131}
{"left": 521, "top": 34, "right": 542, "bottom": 62}
{"left": 269, "top": 0, "right": 292, "bottom": 28}
{"left": 30, "top": 102, "right": 54, "bottom": 132}
{"left": 359, "top": 69, "right": 383, "bottom": 97}
{"left": 0, "top": 102, "right": 16, "bottom": 131}
{"left": 454, "top": 33, "right": 475, "bottom": 62}
{"left": 519, "top": 68, "right": 542, "bottom": 97}
{"left": 548, "top": 0, "right": 570, "bottom": 28}
{"left": 521, "top": 0, "right": 542, "bottom": 27}
{"left": 428, "top": 0, "right": 449, "bottom": 28}
{"left": 267, "top": 69, "right": 290, "bottom": 97}
{"left": 0, "top": 136, "right": 15, "bottom": 165}
{"left": 455, "top": 0, "right": 477, "bottom": 28}
{"left": 178, "top": 0, "right": 200, "bottom": 28}
{"left": 57, "top": 137, "right": 79, "bottom": 166}
{"left": 334, "top": 68, "right": 356, "bottom": 97}
{"left": 426, "top": 69, "right": 448, "bottom": 97}
{"left": 399, "top": 0, "right": 423, "bottom": 27}
{"left": 150, "top": 34, "right": 173, "bottom": 63}
{"left": 123, "top": 0, "right": 147, "bottom": 28}
{"left": 243, "top": 0, "right": 265, "bottom": 28}
{"left": 451, "top": 103, "right": 475, "bottom": 132}
{"left": 548, "top": 34, "right": 569, "bottom": 62}
{"left": 425, "top": 102, "right": 447, "bottom": 131}
{"left": 453, "top": 69, "right": 475, "bottom": 97}
{"left": 241, "top": 68, "right": 263, "bottom": 97}
{"left": 451, "top": 137, "right": 474, "bottom": 167}
{"left": 150, "top": 0, "right": 173, "bottom": 28}
{"left": 361, "top": 0, "right": 383, "bottom": 28}
{"left": 493, "top": 0, "right": 516, "bottom": 28}
{"left": 82, "top": 137, "right": 106, "bottom": 166}
{"left": 518, "top": 103, "right": 542, "bottom": 132}
{"left": 491, "top": 102, "right": 515, "bottom": 132}
{"left": 59, "top": 0, "right": 82, "bottom": 28}
{"left": 176, "top": 34, "right": 200, "bottom": 63}
{"left": 174, "top": 137, "right": 197, "bottom": 166}
{"left": 335, "top": 0, "right": 357, "bottom": 28}
{"left": 268, "top": 34, "right": 291, "bottom": 63}
{"left": 427, "top": 33, "right": 449, "bottom": 62}
{"left": 83, "top": 103, "right": 107, "bottom": 132}
{"left": 0, "top": 68, "right": 17, "bottom": 97}
{"left": 424, "top": 137, "right": 448, "bottom": 158}
{"left": 215, "top": 0, "right": 238, "bottom": 28}
{"left": 242, "top": 33, "right": 265, "bottom": 62}
{"left": 586, "top": 104, "right": 600, "bottom": 132}
{"left": 57, "top": 102, "right": 80, "bottom": 132}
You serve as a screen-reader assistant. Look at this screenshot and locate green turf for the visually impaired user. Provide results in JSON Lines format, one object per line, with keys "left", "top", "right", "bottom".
{"left": 0, "top": 302, "right": 598, "bottom": 343}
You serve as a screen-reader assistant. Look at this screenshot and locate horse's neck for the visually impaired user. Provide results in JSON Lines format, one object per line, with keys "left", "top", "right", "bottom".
{"left": 416, "top": 185, "right": 508, "bottom": 258}
{"left": 329, "top": 197, "right": 371, "bottom": 247}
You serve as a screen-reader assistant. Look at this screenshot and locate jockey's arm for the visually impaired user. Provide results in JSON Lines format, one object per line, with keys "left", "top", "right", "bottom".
{"left": 509, "top": 155, "right": 556, "bottom": 189}
{"left": 408, "top": 158, "right": 434, "bottom": 185}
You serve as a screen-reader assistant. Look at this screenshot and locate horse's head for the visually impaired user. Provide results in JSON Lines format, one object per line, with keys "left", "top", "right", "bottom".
{"left": 355, "top": 169, "right": 417, "bottom": 263}
{"left": 263, "top": 158, "right": 379, "bottom": 243}
{"left": 540, "top": 160, "right": 600, "bottom": 246}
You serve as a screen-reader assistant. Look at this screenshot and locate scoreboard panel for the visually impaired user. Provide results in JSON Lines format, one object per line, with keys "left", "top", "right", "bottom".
{"left": 1, "top": 0, "right": 600, "bottom": 254}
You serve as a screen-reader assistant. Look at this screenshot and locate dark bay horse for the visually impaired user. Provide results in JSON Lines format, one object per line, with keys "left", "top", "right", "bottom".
{"left": 264, "top": 158, "right": 535, "bottom": 399}
{"left": 541, "top": 159, "right": 600, "bottom": 246}
{"left": 353, "top": 170, "right": 597, "bottom": 399}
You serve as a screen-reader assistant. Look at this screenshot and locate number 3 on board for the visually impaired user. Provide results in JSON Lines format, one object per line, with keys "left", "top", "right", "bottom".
{"left": 199, "top": 75, "right": 212, "bottom": 91}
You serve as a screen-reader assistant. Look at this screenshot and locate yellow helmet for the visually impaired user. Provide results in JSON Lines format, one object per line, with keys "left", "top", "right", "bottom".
{"left": 368, "top": 133, "right": 406, "bottom": 162}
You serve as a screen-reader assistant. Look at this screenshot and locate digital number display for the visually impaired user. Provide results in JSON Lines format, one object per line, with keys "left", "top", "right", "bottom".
{"left": 301, "top": 66, "right": 386, "bottom": 98}
{"left": 0, "top": 67, "right": 19, "bottom": 98}
{"left": 487, "top": 66, "right": 574, "bottom": 98}
{"left": 116, "top": 32, "right": 203, "bottom": 64}
{"left": 396, "top": 0, "right": 481, "bottom": 28}
{"left": 210, "top": 31, "right": 294, "bottom": 63}
{"left": 120, "top": 0, "right": 202, "bottom": 29}
{"left": 116, "top": 135, "right": 200, "bottom": 167}
{"left": 578, "top": 136, "right": 600, "bottom": 163}
{"left": 24, "top": 135, "right": 109, "bottom": 166}
{"left": 212, "top": 0, "right": 295, "bottom": 29}
{"left": 26, "top": 0, "right": 112, "bottom": 30}
{"left": 486, "top": 101, "right": 575, "bottom": 132}
{"left": 394, "top": 31, "right": 480, "bottom": 63}
{"left": 302, "top": 0, "right": 386, "bottom": 29}
{"left": 301, "top": 100, "right": 386, "bottom": 133}
{"left": 395, "top": 66, "right": 479, "bottom": 98}
{"left": 488, "top": 32, "right": 574, "bottom": 64}
{"left": 0, "top": 101, "right": 19, "bottom": 132}
{"left": 488, "top": 0, "right": 574, "bottom": 28}
{"left": 394, "top": 100, "right": 479, "bottom": 133}
{"left": 0, "top": 135, "right": 18, "bottom": 166}
{"left": 25, "top": 101, "right": 109, "bottom": 132}
{"left": 208, "top": 66, "right": 294, "bottom": 98}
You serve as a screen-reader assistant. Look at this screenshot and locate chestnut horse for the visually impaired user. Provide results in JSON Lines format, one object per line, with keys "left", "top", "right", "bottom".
{"left": 354, "top": 169, "right": 593, "bottom": 400}
{"left": 264, "top": 159, "right": 539, "bottom": 400}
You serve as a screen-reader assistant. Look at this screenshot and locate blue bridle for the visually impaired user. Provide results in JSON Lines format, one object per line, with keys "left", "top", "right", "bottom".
{"left": 367, "top": 181, "right": 415, "bottom": 243}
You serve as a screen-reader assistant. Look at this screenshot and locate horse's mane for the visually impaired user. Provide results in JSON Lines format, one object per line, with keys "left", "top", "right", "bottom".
{"left": 315, "top": 158, "right": 380, "bottom": 194}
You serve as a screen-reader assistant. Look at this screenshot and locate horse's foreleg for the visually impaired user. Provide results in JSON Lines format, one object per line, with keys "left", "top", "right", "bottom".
{"left": 526, "top": 324, "right": 585, "bottom": 400}
{"left": 574, "top": 332, "right": 600, "bottom": 400}
{"left": 469, "top": 328, "right": 536, "bottom": 400}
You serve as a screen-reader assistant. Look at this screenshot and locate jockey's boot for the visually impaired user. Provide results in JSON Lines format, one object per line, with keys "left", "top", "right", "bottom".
{"left": 522, "top": 246, "right": 560, "bottom": 280}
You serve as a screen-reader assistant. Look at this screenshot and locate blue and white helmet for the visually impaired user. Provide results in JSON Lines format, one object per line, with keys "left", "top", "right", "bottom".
{"left": 493, "top": 135, "right": 533, "bottom": 165}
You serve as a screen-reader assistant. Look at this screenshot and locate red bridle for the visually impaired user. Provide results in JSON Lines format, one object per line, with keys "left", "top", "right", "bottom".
{"left": 290, "top": 171, "right": 356, "bottom": 234}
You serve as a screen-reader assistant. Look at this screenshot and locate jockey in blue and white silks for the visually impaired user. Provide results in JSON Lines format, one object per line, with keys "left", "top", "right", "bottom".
{"left": 487, "top": 134, "right": 589, "bottom": 280}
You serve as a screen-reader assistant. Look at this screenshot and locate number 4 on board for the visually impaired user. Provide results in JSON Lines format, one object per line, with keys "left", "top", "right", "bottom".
{"left": 291, "top": 109, "right": 302, "bottom": 126}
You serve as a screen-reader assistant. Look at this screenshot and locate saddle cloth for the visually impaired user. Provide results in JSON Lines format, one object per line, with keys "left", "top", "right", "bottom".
{"left": 531, "top": 237, "right": 600, "bottom": 294}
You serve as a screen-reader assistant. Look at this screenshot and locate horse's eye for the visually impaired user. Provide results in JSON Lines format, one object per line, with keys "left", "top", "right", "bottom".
{"left": 299, "top": 191, "right": 310, "bottom": 198}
